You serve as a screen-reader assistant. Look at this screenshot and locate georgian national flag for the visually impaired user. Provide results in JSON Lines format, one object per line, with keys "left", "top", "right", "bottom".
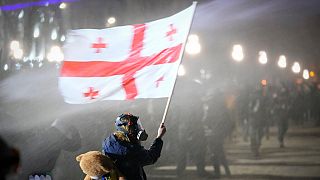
{"left": 59, "top": 3, "right": 196, "bottom": 104}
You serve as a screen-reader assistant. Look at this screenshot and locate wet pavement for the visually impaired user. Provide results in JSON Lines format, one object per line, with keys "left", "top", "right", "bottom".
{"left": 147, "top": 126, "right": 320, "bottom": 179}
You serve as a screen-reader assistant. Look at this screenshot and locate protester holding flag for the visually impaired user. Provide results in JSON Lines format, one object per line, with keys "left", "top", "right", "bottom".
{"left": 102, "top": 113, "right": 166, "bottom": 180}
{"left": 59, "top": 3, "right": 196, "bottom": 179}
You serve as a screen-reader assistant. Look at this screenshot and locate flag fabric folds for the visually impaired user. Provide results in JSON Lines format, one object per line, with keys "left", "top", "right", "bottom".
{"left": 59, "top": 3, "right": 196, "bottom": 104}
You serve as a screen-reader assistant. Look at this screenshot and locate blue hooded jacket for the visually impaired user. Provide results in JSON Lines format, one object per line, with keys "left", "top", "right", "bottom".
{"left": 102, "top": 134, "right": 163, "bottom": 180}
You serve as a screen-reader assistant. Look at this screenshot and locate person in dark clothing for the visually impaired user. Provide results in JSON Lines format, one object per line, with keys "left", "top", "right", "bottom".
{"left": 248, "top": 87, "right": 267, "bottom": 157}
{"left": 276, "top": 87, "right": 289, "bottom": 148}
{"left": 174, "top": 79, "right": 208, "bottom": 177}
{"left": 102, "top": 113, "right": 166, "bottom": 180}
{"left": 206, "top": 92, "right": 231, "bottom": 178}
{"left": 175, "top": 102, "right": 208, "bottom": 177}
{"left": 0, "top": 136, "right": 20, "bottom": 180}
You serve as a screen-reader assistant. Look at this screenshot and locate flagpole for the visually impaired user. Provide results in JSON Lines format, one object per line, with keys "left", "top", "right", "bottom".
{"left": 161, "top": 1, "right": 198, "bottom": 124}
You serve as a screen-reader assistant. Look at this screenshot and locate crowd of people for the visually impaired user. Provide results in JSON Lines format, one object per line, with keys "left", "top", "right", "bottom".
{"left": 238, "top": 80, "right": 320, "bottom": 155}
{"left": 157, "top": 78, "right": 320, "bottom": 178}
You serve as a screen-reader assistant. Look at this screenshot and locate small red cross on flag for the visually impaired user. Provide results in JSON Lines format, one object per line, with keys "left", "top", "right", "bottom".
{"left": 59, "top": 3, "right": 196, "bottom": 104}
{"left": 83, "top": 87, "right": 99, "bottom": 99}
{"left": 91, "top": 37, "right": 107, "bottom": 53}
{"left": 166, "top": 24, "right": 177, "bottom": 41}
{"left": 156, "top": 76, "right": 164, "bottom": 87}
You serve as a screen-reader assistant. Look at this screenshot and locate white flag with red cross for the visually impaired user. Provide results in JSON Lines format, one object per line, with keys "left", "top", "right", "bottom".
{"left": 59, "top": 3, "right": 196, "bottom": 104}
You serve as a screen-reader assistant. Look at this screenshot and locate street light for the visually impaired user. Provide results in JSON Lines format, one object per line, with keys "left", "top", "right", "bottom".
{"left": 10, "top": 40, "right": 20, "bottom": 50}
{"left": 13, "top": 48, "right": 23, "bottom": 59}
{"left": 292, "top": 62, "right": 301, "bottom": 74}
{"left": 60, "top": 35, "right": 66, "bottom": 42}
{"left": 10, "top": 40, "right": 23, "bottom": 59}
{"left": 278, "top": 55, "right": 286, "bottom": 68}
{"left": 33, "top": 24, "right": 40, "bottom": 38}
{"left": 185, "top": 34, "right": 201, "bottom": 55}
{"left": 258, "top": 51, "right": 267, "bottom": 64}
{"left": 51, "top": 29, "right": 57, "bottom": 40}
{"left": 59, "top": 3, "right": 67, "bottom": 9}
{"left": 106, "top": 17, "right": 116, "bottom": 27}
{"left": 18, "top": 10, "right": 24, "bottom": 19}
{"left": 310, "top": 71, "right": 315, "bottom": 78}
{"left": 108, "top": 17, "right": 116, "bottom": 24}
{"left": 3, "top": 64, "right": 8, "bottom": 71}
{"left": 231, "top": 44, "right": 244, "bottom": 62}
{"left": 303, "top": 69, "right": 309, "bottom": 80}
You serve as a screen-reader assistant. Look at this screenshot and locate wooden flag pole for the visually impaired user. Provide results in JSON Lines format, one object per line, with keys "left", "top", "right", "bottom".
{"left": 161, "top": 1, "right": 198, "bottom": 124}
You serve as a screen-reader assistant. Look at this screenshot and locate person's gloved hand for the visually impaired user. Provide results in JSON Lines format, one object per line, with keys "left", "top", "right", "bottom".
{"left": 156, "top": 123, "right": 166, "bottom": 139}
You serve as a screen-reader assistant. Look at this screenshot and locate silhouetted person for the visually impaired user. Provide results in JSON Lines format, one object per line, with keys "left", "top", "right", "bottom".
{"left": 248, "top": 87, "right": 266, "bottom": 157}
{"left": 102, "top": 113, "right": 166, "bottom": 180}
{"left": 174, "top": 80, "right": 208, "bottom": 177}
{"left": 238, "top": 90, "right": 250, "bottom": 142}
{"left": 0, "top": 136, "right": 20, "bottom": 180}
{"left": 276, "top": 88, "right": 289, "bottom": 148}
{"left": 206, "top": 91, "right": 231, "bottom": 178}
{"left": 176, "top": 110, "right": 207, "bottom": 177}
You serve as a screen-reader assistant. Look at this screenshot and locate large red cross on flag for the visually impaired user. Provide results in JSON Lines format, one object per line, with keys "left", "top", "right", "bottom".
{"left": 59, "top": 3, "right": 196, "bottom": 104}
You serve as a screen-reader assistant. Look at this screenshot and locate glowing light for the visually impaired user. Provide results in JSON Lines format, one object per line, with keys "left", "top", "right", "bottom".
{"left": 59, "top": 2, "right": 66, "bottom": 9}
{"left": 185, "top": 41, "right": 201, "bottom": 55}
{"left": 185, "top": 34, "right": 201, "bottom": 55}
{"left": 107, "top": 17, "right": 116, "bottom": 25}
{"left": 278, "top": 55, "right": 287, "bottom": 68}
{"left": 49, "top": 17, "right": 54, "bottom": 23}
{"left": 10, "top": 41, "right": 23, "bottom": 59}
{"left": 231, "top": 44, "right": 244, "bottom": 62}
{"left": 292, "top": 62, "right": 301, "bottom": 74}
{"left": 178, "top": 65, "right": 186, "bottom": 76}
{"left": 303, "top": 69, "right": 309, "bottom": 80}
{"left": 33, "top": 24, "right": 40, "bottom": 38}
{"left": 310, "top": 71, "right": 315, "bottom": 77}
{"left": 194, "top": 79, "right": 202, "bottom": 85}
{"left": 3, "top": 64, "right": 8, "bottom": 71}
{"left": 38, "top": 62, "right": 43, "bottom": 68}
{"left": 38, "top": 54, "right": 44, "bottom": 61}
{"left": 10, "top": 40, "right": 20, "bottom": 50}
{"left": 188, "top": 34, "right": 199, "bottom": 42}
{"left": 60, "top": 35, "right": 65, "bottom": 42}
{"left": 51, "top": 29, "right": 57, "bottom": 40}
{"left": 258, "top": 51, "right": 267, "bottom": 64}
{"left": 261, "top": 79, "right": 267, "bottom": 86}
{"left": 47, "top": 46, "right": 64, "bottom": 62}
{"left": 18, "top": 10, "right": 24, "bottom": 19}
{"left": 13, "top": 48, "right": 23, "bottom": 59}
{"left": 40, "top": 13, "right": 45, "bottom": 22}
